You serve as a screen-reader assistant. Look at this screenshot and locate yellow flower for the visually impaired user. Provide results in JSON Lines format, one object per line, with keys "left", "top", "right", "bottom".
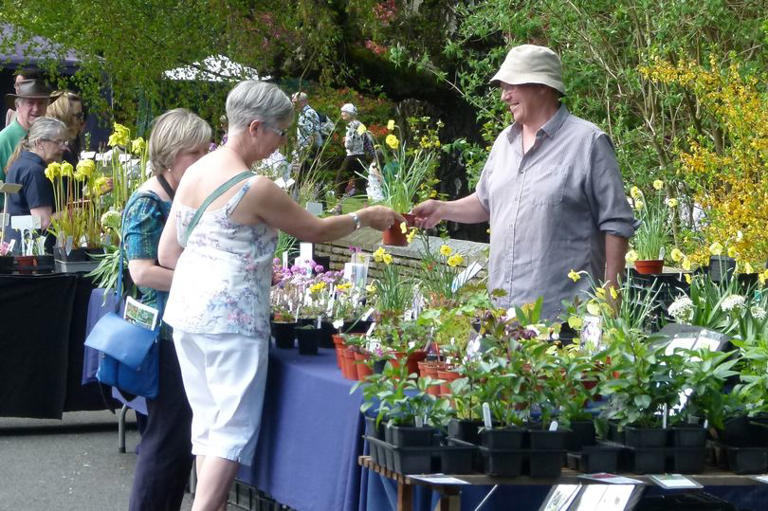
{"left": 653, "top": 179, "right": 664, "bottom": 190}
{"left": 309, "top": 281, "right": 327, "bottom": 293}
{"left": 108, "top": 122, "right": 131, "bottom": 147}
{"left": 131, "top": 137, "right": 146, "bottom": 155}
{"left": 336, "top": 282, "right": 352, "bottom": 293}
{"left": 73, "top": 168, "right": 87, "bottom": 182}
{"left": 727, "top": 246, "right": 738, "bottom": 258}
{"left": 759, "top": 270, "right": 768, "bottom": 286}
{"left": 666, "top": 197, "right": 678, "bottom": 208}
{"left": 356, "top": 123, "right": 367, "bottom": 136}
{"left": 385, "top": 134, "right": 399, "bottom": 150}
{"left": 447, "top": 254, "right": 464, "bottom": 267}
{"left": 625, "top": 250, "right": 638, "bottom": 263}
{"left": 682, "top": 257, "right": 692, "bottom": 271}
{"left": 59, "top": 161, "right": 74, "bottom": 178}
{"left": 366, "top": 283, "right": 377, "bottom": 294}
{"left": 406, "top": 229, "right": 417, "bottom": 244}
{"left": 610, "top": 286, "right": 619, "bottom": 300}
{"left": 595, "top": 287, "right": 606, "bottom": 299}
{"left": 429, "top": 189, "right": 437, "bottom": 198}
{"left": 633, "top": 199, "right": 644, "bottom": 210}
{"left": 671, "top": 248, "right": 684, "bottom": 262}
{"left": 684, "top": 273, "right": 692, "bottom": 284}
{"left": 567, "top": 315, "right": 583, "bottom": 330}
{"left": 44, "top": 162, "right": 61, "bottom": 181}
{"left": 399, "top": 221, "right": 407, "bottom": 234}
{"left": 744, "top": 262, "right": 754, "bottom": 274}
{"left": 76, "top": 159, "right": 95, "bottom": 179}
{"left": 440, "top": 245, "right": 453, "bottom": 257}
{"left": 709, "top": 242, "right": 723, "bottom": 256}
{"left": 387, "top": 119, "right": 395, "bottom": 131}
{"left": 382, "top": 253, "right": 393, "bottom": 265}
{"left": 568, "top": 269, "right": 581, "bottom": 282}
{"left": 586, "top": 300, "right": 601, "bottom": 315}
{"left": 373, "top": 247, "right": 386, "bottom": 263}
{"left": 630, "top": 186, "right": 642, "bottom": 200}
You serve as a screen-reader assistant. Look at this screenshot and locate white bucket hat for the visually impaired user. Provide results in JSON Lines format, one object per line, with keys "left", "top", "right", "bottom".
{"left": 340, "top": 103, "right": 357, "bottom": 115}
{"left": 490, "top": 44, "right": 565, "bottom": 96}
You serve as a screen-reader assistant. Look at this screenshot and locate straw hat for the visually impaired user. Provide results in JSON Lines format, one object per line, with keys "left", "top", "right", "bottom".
{"left": 5, "top": 79, "right": 53, "bottom": 109}
{"left": 490, "top": 45, "right": 565, "bottom": 95}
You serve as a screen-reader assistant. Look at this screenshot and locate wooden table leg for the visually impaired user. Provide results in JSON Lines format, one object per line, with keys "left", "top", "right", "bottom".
{"left": 397, "top": 480, "right": 413, "bottom": 511}
{"left": 437, "top": 487, "right": 461, "bottom": 511}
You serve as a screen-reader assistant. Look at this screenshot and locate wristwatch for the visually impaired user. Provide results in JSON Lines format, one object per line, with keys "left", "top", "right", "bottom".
{"left": 348, "top": 212, "right": 361, "bottom": 230}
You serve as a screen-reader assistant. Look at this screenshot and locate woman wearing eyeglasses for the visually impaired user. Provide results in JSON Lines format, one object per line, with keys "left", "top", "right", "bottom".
{"left": 2, "top": 116, "right": 67, "bottom": 252}
{"left": 47, "top": 90, "right": 85, "bottom": 167}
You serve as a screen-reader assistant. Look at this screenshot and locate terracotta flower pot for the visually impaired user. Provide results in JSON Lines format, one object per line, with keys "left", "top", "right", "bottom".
{"left": 342, "top": 347, "right": 357, "bottom": 380}
{"left": 417, "top": 361, "right": 441, "bottom": 396}
{"left": 634, "top": 259, "right": 664, "bottom": 275}
{"left": 15, "top": 255, "right": 36, "bottom": 275}
{"left": 354, "top": 351, "right": 373, "bottom": 380}
{"left": 390, "top": 350, "right": 427, "bottom": 377}
{"left": 437, "top": 368, "right": 462, "bottom": 395}
{"left": 332, "top": 334, "right": 346, "bottom": 368}
{"left": 381, "top": 213, "right": 415, "bottom": 246}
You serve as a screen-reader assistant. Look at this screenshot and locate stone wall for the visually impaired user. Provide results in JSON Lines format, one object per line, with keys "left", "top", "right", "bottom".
{"left": 313, "top": 228, "right": 489, "bottom": 283}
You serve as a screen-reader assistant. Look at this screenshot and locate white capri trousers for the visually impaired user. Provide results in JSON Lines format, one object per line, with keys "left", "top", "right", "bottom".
{"left": 173, "top": 329, "right": 269, "bottom": 464}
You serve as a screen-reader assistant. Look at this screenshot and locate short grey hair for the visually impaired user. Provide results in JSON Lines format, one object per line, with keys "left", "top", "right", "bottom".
{"left": 226, "top": 81, "right": 293, "bottom": 136}
{"left": 27, "top": 116, "right": 67, "bottom": 145}
{"left": 148, "top": 108, "right": 212, "bottom": 174}
{"left": 292, "top": 91, "right": 308, "bottom": 103}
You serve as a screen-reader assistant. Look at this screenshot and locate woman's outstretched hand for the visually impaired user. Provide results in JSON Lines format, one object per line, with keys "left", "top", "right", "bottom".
{"left": 358, "top": 206, "right": 406, "bottom": 231}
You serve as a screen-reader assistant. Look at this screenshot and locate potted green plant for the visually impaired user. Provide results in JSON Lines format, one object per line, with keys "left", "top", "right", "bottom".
{"left": 626, "top": 182, "right": 670, "bottom": 275}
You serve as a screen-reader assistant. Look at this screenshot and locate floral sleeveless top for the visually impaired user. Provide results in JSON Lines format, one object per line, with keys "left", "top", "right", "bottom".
{"left": 163, "top": 176, "right": 277, "bottom": 338}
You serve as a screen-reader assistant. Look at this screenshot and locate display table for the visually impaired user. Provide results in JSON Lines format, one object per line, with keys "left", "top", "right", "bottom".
{"left": 237, "top": 345, "right": 365, "bottom": 511}
{"left": 0, "top": 273, "right": 111, "bottom": 418}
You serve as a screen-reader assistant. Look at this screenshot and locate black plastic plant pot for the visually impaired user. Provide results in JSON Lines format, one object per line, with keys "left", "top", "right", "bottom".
{"left": 365, "top": 416, "right": 385, "bottom": 440}
{"left": 388, "top": 424, "right": 436, "bottom": 448}
{"left": 33, "top": 255, "right": 54, "bottom": 274}
{"left": 529, "top": 429, "right": 569, "bottom": 450}
{"left": 317, "top": 321, "right": 335, "bottom": 348}
{"left": 726, "top": 447, "right": 768, "bottom": 474}
{"left": 669, "top": 426, "right": 707, "bottom": 448}
{"left": 479, "top": 427, "right": 526, "bottom": 449}
{"left": 393, "top": 446, "right": 433, "bottom": 475}
{"left": 669, "top": 447, "right": 706, "bottom": 473}
{"left": 568, "top": 446, "right": 620, "bottom": 473}
{"left": 478, "top": 447, "right": 524, "bottom": 477}
{"left": 527, "top": 450, "right": 565, "bottom": 478}
{"left": 624, "top": 426, "right": 667, "bottom": 448}
{"left": 607, "top": 421, "right": 625, "bottom": 444}
{"left": 343, "top": 319, "right": 372, "bottom": 334}
{"left": 271, "top": 321, "right": 296, "bottom": 349}
{"left": 295, "top": 327, "right": 319, "bottom": 355}
{"left": 0, "top": 256, "right": 14, "bottom": 274}
{"left": 626, "top": 447, "right": 666, "bottom": 474}
{"left": 709, "top": 255, "right": 736, "bottom": 283}
{"left": 567, "top": 420, "right": 597, "bottom": 451}
{"left": 439, "top": 444, "right": 477, "bottom": 474}
{"left": 448, "top": 419, "right": 484, "bottom": 445}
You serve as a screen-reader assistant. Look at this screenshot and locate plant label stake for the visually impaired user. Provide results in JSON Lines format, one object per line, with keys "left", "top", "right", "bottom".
{"left": 361, "top": 307, "right": 375, "bottom": 321}
{"left": 366, "top": 321, "right": 376, "bottom": 337}
{"left": 549, "top": 420, "right": 559, "bottom": 432}
{"left": 482, "top": 402, "right": 492, "bottom": 429}
{"left": 662, "top": 404, "right": 668, "bottom": 429}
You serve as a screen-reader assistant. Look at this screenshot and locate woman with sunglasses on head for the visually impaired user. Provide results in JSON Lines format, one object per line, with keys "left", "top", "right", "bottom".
{"left": 2, "top": 116, "right": 67, "bottom": 252}
{"left": 47, "top": 90, "right": 85, "bottom": 167}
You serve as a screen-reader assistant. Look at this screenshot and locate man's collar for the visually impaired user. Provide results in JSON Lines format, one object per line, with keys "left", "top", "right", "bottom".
{"left": 507, "top": 103, "right": 569, "bottom": 141}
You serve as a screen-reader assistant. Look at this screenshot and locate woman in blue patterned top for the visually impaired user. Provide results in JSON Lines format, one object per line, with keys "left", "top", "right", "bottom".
{"left": 122, "top": 108, "right": 211, "bottom": 511}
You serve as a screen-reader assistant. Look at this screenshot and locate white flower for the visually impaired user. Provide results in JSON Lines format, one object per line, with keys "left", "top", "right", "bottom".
{"left": 750, "top": 306, "right": 767, "bottom": 320}
{"left": 721, "top": 294, "right": 746, "bottom": 312}
{"left": 668, "top": 296, "right": 694, "bottom": 323}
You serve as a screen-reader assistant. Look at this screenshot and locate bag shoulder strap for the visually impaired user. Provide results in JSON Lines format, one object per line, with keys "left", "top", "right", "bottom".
{"left": 180, "top": 170, "right": 253, "bottom": 246}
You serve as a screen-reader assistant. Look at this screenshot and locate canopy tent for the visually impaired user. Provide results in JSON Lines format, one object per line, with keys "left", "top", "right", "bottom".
{"left": 0, "top": 24, "right": 80, "bottom": 73}
{"left": 163, "top": 54, "right": 262, "bottom": 82}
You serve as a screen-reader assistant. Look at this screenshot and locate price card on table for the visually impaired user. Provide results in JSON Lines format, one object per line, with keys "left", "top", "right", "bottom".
{"left": 648, "top": 473, "right": 702, "bottom": 489}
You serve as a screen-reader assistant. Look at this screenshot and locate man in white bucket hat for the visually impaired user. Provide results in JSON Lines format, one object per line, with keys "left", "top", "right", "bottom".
{"left": 413, "top": 44, "right": 635, "bottom": 320}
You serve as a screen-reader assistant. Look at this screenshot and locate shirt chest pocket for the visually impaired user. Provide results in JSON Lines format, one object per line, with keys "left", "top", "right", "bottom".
{"left": 526, "top": 165, "right": 570, "bottom": 206}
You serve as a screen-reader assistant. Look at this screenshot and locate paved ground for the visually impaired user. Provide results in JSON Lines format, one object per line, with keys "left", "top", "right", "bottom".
{"left": 0, "top": 410, "right": 193, "bottom": 511}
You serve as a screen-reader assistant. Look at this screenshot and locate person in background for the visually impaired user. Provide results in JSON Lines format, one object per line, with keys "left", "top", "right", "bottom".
{"left": 47, "top": 90, "right": 86, "bottom": 167}
{"left": 0, "top": 79, "right": 52, "bottom": 208}
{"left": 413, "top": 44, "right": 636, "bottom": 320}
{"left": 5, "top": 67, "right": 42, "bottom": 127}
{"left": 122, "top": 108, "right": 211, "bottom": 511}
{"left": 158, "top": 80, "right": 401, "bottom": 511}
{"left": 2, "top": 117, "right": 67, "bottom": 252}
{"left": 336, "top": 102, "right": 366, "bottom": 194}
{"left": 291, "top": 91, "right": 322, "bottom": 154}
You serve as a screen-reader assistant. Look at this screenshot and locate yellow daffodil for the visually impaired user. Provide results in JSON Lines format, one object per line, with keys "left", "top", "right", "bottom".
{"left": 610, "top": 286, "right": 619, "bottom": 300}
{"left": 630, "top": 186, "right": 642, "bottom": 200}
{"left": 625, "top": 250, "right": 638, "bottom": 263}
{"left": 440, "top": 245, "right": 453, "bottom": 257}
{"left": 567, "top": 269, "right": 581, "bottom": 282}
{"left": 633, "top": 199, "right": 644, "bottom": 210}
{"left": 76, "top": 159, "right": 95, "bottom": 179}
{"left": 653, "top": 179, "right": 664, "bottom": 190}
{"left": 684, "top": 273, "right": 692, "bottom": 284}
{"left": 709, "top": 242, "right": 723, "bottom": 256}
{"left": 399, "top": 221, "right": 407, "bottom": 234}
{"left": 406, "top": 229, "right": 417, "bottom": 244}
{"left": 586, "top": 300, "right": 601, "bottom": 316}
{"left": 382, "top": 253, "right": 393, "bottom": 265}
{"left": 666, "top": 197, "right": 678, "bottom": 208}
{"left": 385, "top": 134, "right": 399, "bottom": 150}
{"left": 366, "top": 283, "right": 377, "bottom": 294}
{"left": 447, "top": 254, "right": 464, "bottom": 267}
{"left": 671, "top": 248, "right": 684, "bottom": 262}
{"left": 131, "top": 137, "right": 146, "bottom": 155}
{"left": 727, "top": 246, "right": 738, "bottom": 258}
{"left": 744, "top": 262, "right": 754, "bottom": 274}
{"left": 387, "top": 119, "right": 395, "bottom": 131}
{"left": 682, "top": 257, "right": 692, "bottom": 271}
{"left": 595, "top": 287, "right": 606, "bottom": 299}
{"left": 336, "top": 282, "right": 352, "bottom": 292}
{"left": 567, "top": 315, "right": 583, "bottom": 330}
{"left": 373, "top": 246, "right": 386, "bottom": 262}
{"left": 309, "top": 281, "right": 327, "bottom": 293}
{"left": 59, "top": 161, "right": 74, "bottom": 178}
{"left": 356, "top": 123, "right": 367, "bottom": 135}
{"left": 44, "top": 162, "right": 61, "bottom": 181}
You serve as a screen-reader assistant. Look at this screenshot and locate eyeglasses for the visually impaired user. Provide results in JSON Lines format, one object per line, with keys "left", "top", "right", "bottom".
{"left": 261, "top": 122, "right": 287, "bottom": 138}
{"left": 43, "top": 138, "right": 69, "bottom": 147}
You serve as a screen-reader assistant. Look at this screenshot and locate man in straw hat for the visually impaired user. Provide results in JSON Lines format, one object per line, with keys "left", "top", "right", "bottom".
{"left": 1, "top": 79, "right": 52, "bottom": 184}
{"left": 413, "top": 44, "right": 635, "bottom": 320}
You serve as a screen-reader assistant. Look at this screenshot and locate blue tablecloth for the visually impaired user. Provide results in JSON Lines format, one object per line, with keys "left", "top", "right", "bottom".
{"left": 237, "top": 346, "right": 364, "bottom": 511}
